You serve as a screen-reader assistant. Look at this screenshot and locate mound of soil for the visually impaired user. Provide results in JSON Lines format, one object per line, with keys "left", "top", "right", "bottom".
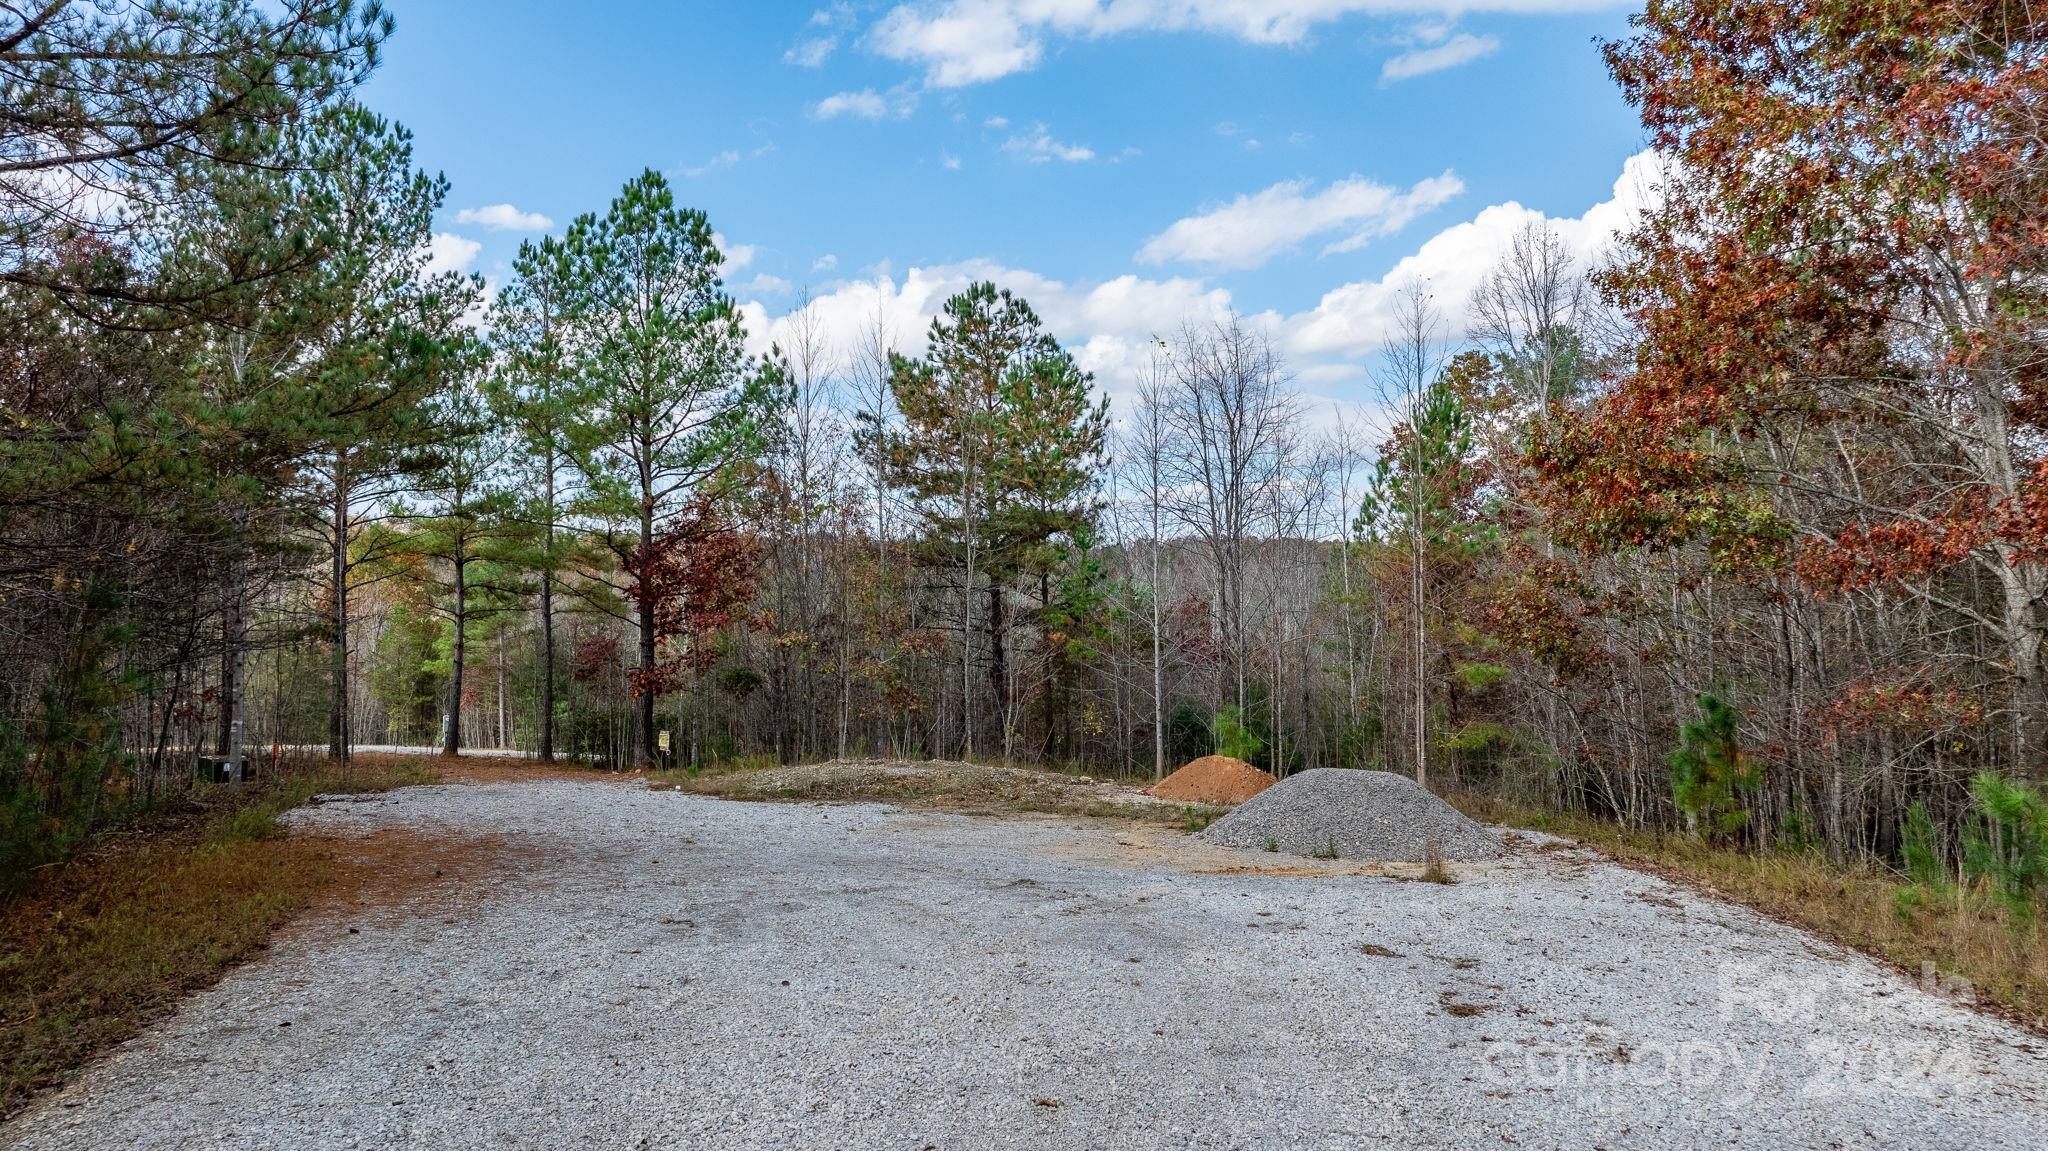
{"left": 664, "top": 758, "right": 1177, "bottom": 820}
{"left": 1147, "top": 755, "right": 1275, "bottom": 805}
{"left": 1196, "top": 768, "right": 1503, "bottom": 862}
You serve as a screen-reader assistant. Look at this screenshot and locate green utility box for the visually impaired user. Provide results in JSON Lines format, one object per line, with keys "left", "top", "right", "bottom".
{"left": 196, "top": 755, "right": 257, "bottom": 784}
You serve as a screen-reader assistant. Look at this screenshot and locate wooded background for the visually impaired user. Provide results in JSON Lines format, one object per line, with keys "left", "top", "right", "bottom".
{"left": 4, "top": 0, "right": 2045, "bottom": 892}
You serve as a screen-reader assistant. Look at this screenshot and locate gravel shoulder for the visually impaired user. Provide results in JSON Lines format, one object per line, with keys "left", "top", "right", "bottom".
{"left": 6, "top": 776, "right": 2046, "bottom": 1150}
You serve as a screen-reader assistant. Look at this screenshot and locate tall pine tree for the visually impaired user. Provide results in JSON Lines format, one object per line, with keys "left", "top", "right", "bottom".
{"left": 487, "top": 235, "right": 580, "bottom": 762}
{"left": 868, "top": 282, "right": 1106, "bottom": 758}
{"left": 559, "top": 170, "right": 771, "bottom": 767}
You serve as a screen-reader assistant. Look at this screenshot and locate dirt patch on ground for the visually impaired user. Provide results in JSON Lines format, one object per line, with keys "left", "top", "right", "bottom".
{"left": 1036, "top": 819, "right": 1441, "bottom": 877}
{"left": 411, "top": 754, "right": 626, "bottom": 786}
{"left": 662, "top": 757, "right": 1217, "bottom": 826}
{"left": 299, "top": 825, "right": 533, "bottom": 924}
{"left": 1147, "top": 755, "right": 1275, "bottom": 805}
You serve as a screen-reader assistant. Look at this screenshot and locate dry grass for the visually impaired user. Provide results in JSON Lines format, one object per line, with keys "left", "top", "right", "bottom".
{"left": 653, "top": 757, "right": 1224, "bottom": 830}
{"left": 1449, "top": 791, "right": 2048, "bottom": 1035}
{"left": 0, "top": 757, "right": 435, "bottom": 1118}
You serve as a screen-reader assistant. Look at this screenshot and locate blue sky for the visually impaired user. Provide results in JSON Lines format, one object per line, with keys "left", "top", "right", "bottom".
{"left": 363, "top": 1, "right": 1648, "bottom": 407}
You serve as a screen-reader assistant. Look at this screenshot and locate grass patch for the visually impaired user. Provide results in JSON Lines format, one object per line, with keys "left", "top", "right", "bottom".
{"left": 0, "top": 757, "right": 433, "bottom": 1118}
{"left": 1449, "top": 791, "right": 2048, "bottom": 1033}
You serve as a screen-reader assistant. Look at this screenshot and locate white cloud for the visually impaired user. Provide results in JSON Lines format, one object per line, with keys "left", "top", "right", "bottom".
{"left": 453, "top": 204, "right": 552, "bottom": 232}
{"left": 745, "top": 273, "right": 795, "bottom": 295}
{"left": 984, "top": 115, "right": 1009, "bottom": 129}
{"left": 814, "top": 89, "right": 888, "bottom": 119}
{"left": 869, "top": 1, "right": 1617, "bottom": 87}
{"left": 426, "top": 232, "right": 481, "bottom": 276}
{"left": 734, "top": 260, "right": 1231, "bottom": 407}
{"left": 812, "top": 253, "right": 839, "bottom": 272}
{"left": 728, "top": 150, "right": 1661, "bottom": 416}
{"left": 684, "top": 149, "right": 743, "bottom": 178}
{"left": 874, "top": 3, "right": 1041, "bottom": 87}
{"left": 812, "top": 85, "right": 918, "bottom": 120}
{"left": 1002, "top": 123, "right": 1094, "bottom": 163}
{"left": 712, "top": 232, "right": 757, "bottom": 273}
{"left": 786, "top": 36, "right": 837, "bottom": 66}
{"left": 1284, "top": 149, "right": 1666, "bottom": 358}
{"left": 942, "top": 151, "right": 963, "bottom": 170}
{"left": 1138, "top": 171, "right": 1464, "bottom": 271}
{"left": 1380, "top": 32, "right": 1499, "bottom": 84}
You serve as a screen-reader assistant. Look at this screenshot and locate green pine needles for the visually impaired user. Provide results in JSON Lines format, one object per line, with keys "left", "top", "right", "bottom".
{"left": 1212, "top": 704, "right": 1264, "bottom": 763}
{"left": 1964, "top": 772, "right": 2048, "bottom": 921}
{"left": 1668, "top": 692, "right": 1761, "bottom": 842}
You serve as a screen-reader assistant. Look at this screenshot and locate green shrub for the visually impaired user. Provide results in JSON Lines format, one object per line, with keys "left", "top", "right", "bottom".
{"left": 1165, "top": 701, "right": 1213, "bottom": 767}
{"left": 1443, "top": 721, "right": 1516, "bottom": 754}
{"left": 1334, "top": 709, "right": 1383, "bottom": 769}
{"left": 1901, "top": 801, "right": 1948, "bottom": 890}
{"left": 205, "top": 805, "right": 284, "bottom": 847}
{"left": 1964, "top": 772, "right": 2048, "bottom": 921}
{"left": 1453, "top": 662, "right": 1510, "bottom": 692}
{"left": 1213, "top": 705, "right": 1264, "bottom": 762}
{"left": 1668, "top": 692, "right": 1759, "bottom": 842}
{"left": 1775, "top": 805, "right": 1819, "bottom": 855}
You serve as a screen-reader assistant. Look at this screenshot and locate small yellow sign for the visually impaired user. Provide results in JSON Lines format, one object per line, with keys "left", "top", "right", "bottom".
{"left": 657, "top": 730, "right": 671, "bottom": 753}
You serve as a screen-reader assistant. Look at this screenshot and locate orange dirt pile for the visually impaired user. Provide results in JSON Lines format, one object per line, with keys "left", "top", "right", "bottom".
{"left": 1147, "top": 755, "right": 1275, "bottom": 805}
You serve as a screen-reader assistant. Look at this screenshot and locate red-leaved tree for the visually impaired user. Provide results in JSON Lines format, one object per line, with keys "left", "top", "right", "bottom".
{"left": 628, "top": 498, "right": 760, "bottom": 701}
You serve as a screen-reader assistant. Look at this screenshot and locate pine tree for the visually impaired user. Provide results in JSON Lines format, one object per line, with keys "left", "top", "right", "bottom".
{"left": 867, "top": 282, "right": 1107, "bottom": 758}
{"left": 391, "top": 374, "right": 514, "bottom": 756}
{"left": 289, "top": 103, "right": 480, "bottom": 763}
{"left": 1358, "top": 345, "right": 1482, "bottom": 786}
{"left": 558, "top": 170, "right": 772, "bottom": 767}
{"left": 1669, "top": 692, "right": 1760, "bottom": 842}
{"left": 487, "top": 235, "right": 580, "bottom": 762}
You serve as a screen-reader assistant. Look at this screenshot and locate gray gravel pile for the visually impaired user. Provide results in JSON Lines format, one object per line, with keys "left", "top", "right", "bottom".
{"left": 1197, "top": 768, "right": 1504, "bottom": 861}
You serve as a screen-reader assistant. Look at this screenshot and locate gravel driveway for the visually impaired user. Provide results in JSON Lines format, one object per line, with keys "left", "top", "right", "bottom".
{"left": 7, "top": 777, "right": 2046, "bottom": 1150}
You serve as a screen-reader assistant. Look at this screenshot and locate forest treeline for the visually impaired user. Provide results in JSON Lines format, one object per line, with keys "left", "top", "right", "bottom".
{"left": 3, "top": 1, "right": 2045, "bottom": 901}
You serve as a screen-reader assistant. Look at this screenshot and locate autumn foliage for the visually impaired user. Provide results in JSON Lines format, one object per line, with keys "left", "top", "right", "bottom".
{"left": 1526, "top": 0, "right": 2048, "bottom": 785}
{"left": 1544, "top": 0, "right": 2048, "bottom": 574}
{"left": 628, "top": 498, "right": 759, "bottom": 699}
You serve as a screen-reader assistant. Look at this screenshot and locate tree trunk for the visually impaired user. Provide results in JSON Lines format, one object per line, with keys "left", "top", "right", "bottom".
{"left": 636, "top": 492, "right": 658, "bottom": 768}
{"left": 539, "top": 570, "right": 556, "bottom": 762}
{"left": 216, "top": 583, "right": 240, "bottom": 756}
{"left": 989, "top": 580, "right": 1007, "bottom": 758}
{"left": 1150, "top": 535, "right": 1164, "bottom": 782}
{"left": 496, "top": 626, "right": 508, "bottom": 749}
{"left": 1995, "top": 560, "right": 2048, "bottom": 776}
{"left": 444, "top": 556, "right": 465, "bottom": 757}
{"left": 1411, "top": 508, "right": 1427, "bottom": 788}
{"left": 328, "top": 448, "right": 350, "bottom": 764}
